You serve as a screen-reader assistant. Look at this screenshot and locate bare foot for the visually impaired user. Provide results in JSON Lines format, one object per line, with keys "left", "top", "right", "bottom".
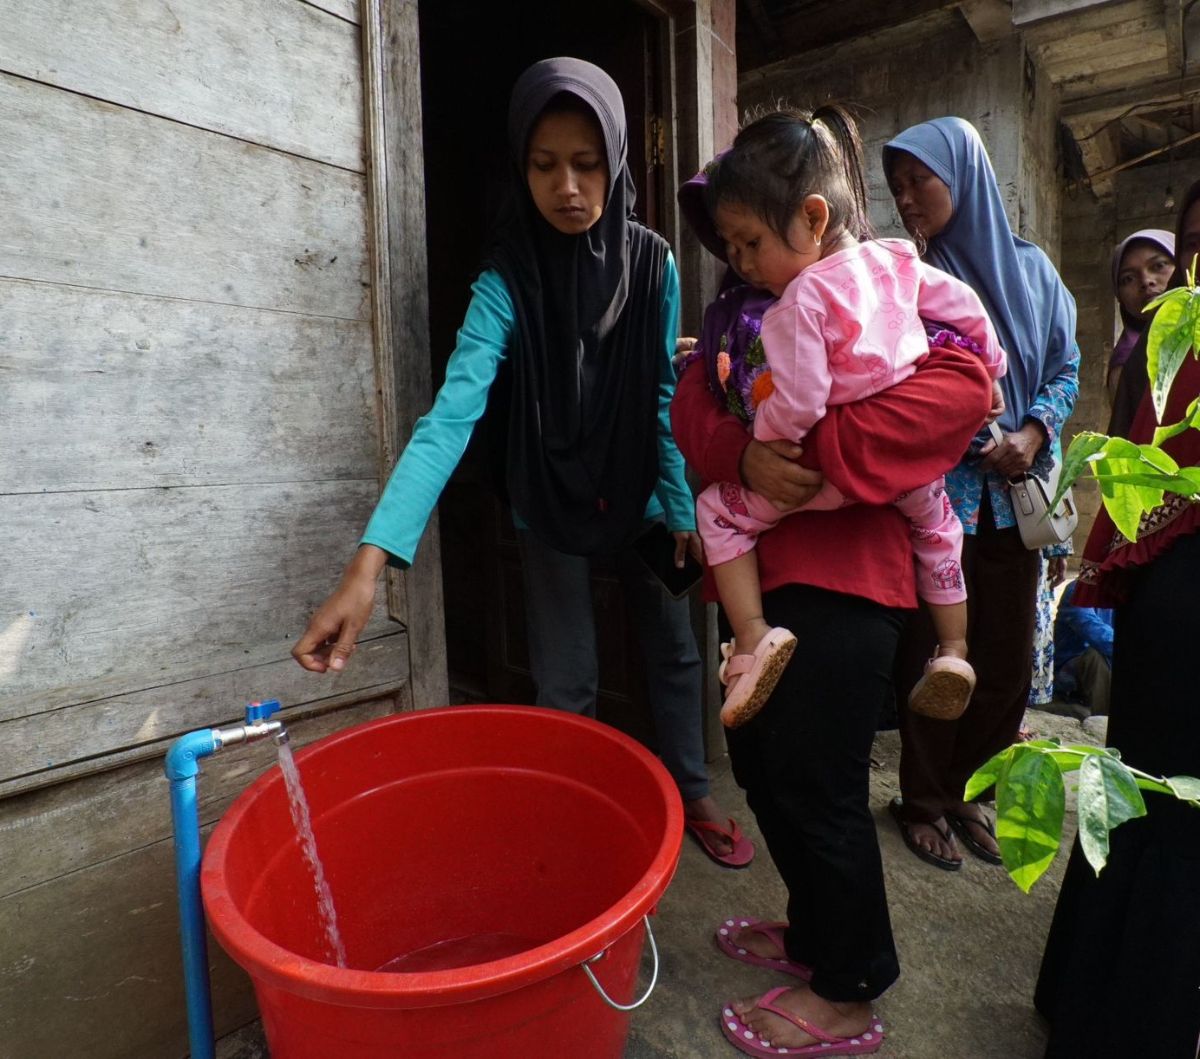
{"left": 685, "top": 795, "right": 733, "bottom": 857}
{"left": 731, "top": 986, "right": 875, "bottom": 1049}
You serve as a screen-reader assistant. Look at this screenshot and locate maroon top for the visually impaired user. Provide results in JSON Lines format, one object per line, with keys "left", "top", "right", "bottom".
{"left": 1076, "top": 351, "right": 1200, "bottom": 607}
{"left": 671, "top": 343, "right": 993, "bottom": 609}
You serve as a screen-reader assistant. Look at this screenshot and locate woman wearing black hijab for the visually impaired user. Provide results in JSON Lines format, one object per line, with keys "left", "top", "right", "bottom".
{"left": 292, "top": 58, "right": 752, "bottom": 865}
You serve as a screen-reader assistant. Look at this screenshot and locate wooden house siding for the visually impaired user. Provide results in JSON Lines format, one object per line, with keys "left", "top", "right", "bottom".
{"left": 0, "top": 0, "right": 437, "bottom": 1052}
{"left": 0, "top": 0, "right": 722, "bottom": 1052}
{"left": 0, "top": 0, "right": 418, "bottom": 792}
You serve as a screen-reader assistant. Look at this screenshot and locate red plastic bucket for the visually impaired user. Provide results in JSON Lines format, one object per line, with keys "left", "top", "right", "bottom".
{"left": 201, "top": 705, "right": 683, "bottom": 1058}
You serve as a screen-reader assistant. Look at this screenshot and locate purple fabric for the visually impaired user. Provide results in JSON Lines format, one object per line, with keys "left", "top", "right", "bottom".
{"left": 697, "top": 285, "right": 777, "bottom": 421}
{"left": 1110, "top": 327, "right": 1141, "bottom": 371}
{"left": 678, "top": 152, "right": 729, "bottom": 262}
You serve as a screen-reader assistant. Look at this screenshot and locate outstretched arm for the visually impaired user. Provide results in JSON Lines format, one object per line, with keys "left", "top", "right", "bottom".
{"left": 293, "top": 272, "right": 515, "bottom": 672}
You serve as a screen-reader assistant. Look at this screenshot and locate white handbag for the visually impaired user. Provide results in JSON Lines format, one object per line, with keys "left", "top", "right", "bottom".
{"left": 987, "top": 423, "right": 1078, "bottom": 549}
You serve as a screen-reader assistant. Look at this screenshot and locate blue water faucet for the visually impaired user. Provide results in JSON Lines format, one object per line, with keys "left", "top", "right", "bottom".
{"left": 165, "top": 698, "right": 285, "bottom": 1059}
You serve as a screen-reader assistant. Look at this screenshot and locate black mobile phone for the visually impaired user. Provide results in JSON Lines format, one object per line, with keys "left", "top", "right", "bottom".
{"left": 632, "top": 522, "right": 704, "bottom": 600}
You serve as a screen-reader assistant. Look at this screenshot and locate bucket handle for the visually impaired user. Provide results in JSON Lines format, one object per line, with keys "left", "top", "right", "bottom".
{"left": 581, "top": 915, "right": 659, "bottom": 1012}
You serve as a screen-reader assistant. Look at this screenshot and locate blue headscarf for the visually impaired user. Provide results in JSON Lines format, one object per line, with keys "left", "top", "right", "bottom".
{"left": 883, "top": 118, "right": 1077, "bottom": 431}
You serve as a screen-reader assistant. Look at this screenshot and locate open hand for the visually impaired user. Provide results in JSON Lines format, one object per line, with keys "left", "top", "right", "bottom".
{"left": 291, "top": 546, "right": 386, "bottom": 673}
{"left": 673, "top": 336, "right": 698, "bottom": 371}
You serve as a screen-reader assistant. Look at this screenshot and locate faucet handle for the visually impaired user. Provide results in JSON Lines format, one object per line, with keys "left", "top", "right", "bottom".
{"left": 244, "top": 699, "right": 282, "bottom": 724}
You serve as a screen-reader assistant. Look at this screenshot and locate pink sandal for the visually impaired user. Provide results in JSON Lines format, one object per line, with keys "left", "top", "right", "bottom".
{"left": 714, "top": 917, "right": 813, "bottom": 980}
{"left": 719, "top": 987, "right": 885, "bottom": 1057}
{"left": 907, "top": 651, "right": 975, "bottom": 720}
{"left": 719, "top": 628, "right": 797, "bottom": 728}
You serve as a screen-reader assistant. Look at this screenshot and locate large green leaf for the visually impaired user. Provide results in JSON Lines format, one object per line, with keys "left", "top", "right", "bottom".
{"left": 964, "top": 744, "right": 1016, "bottom": 801}
{"left": 995, "top": 749, "right": 1066, "bottom": 893}
{"left": 1092, "top": 457, "right": 1117, "bottom": 498}
{"left": 1136, "top": 444, "right": 1180, "bottom": 473}
{"left": 1076, "top": 754, "right": 1147, "bottom": 875}
{"left": 1147, "top": 293, "right": 1199, "bottom": 421}
{"left": 1153, "top": 398, "right": 1200, "bottom": 446}
{"left": 1096, "top": 459, "right": 1149, "bottom": 540}
{"left": 1090, "top": 472, "right": 1190, "bottom": 490}
{"left": 1094, "top": 437, "right": 1143, "bottom": 460}
{"left": 1055, "top": 432, "right": 1112, "bottom": 503}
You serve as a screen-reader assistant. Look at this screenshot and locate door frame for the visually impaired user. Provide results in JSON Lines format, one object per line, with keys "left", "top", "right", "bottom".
{"left": 360, "top": 0, "right": 448, "bottom": 712}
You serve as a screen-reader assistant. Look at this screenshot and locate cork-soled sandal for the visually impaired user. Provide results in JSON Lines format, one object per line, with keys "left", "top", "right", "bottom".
{"left": 907, "top": 652, "right": 976, "bottom": 720}
{"left": 718, "top": 628, "right": 797, "bottom": 728}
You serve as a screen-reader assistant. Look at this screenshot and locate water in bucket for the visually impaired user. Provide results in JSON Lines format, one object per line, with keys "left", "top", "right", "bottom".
{"left": 375, "top": 931, "right": 541, "bottom": 972}
{"left": 276, "top": 738, "right": 347, "bottom": 968}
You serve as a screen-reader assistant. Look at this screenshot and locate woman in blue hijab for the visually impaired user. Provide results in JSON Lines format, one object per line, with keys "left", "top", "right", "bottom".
{"left": 882, "top": 118, "right": 1080, "bottom": 870}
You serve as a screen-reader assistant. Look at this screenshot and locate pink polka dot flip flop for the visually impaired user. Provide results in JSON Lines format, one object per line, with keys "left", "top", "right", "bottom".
{"left": 714, "top": 917, "right": 813, "bottom": 980}
{"left": 719, "top": 987, "right": 884, "bottom": 1057}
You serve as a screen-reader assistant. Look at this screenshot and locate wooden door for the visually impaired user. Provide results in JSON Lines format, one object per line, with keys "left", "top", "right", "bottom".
{"left": 419, "top": 1, "right": 671, "bottom": 747}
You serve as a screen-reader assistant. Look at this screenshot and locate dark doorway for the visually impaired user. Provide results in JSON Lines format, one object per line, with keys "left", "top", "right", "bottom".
{"left": 418, "top": 0, "right": 671, "bottom": 748}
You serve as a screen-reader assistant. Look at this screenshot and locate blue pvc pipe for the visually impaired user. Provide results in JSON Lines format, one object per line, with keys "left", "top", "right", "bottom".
{"left": 166, "top": 730, "right": 218, "bottom": 1059}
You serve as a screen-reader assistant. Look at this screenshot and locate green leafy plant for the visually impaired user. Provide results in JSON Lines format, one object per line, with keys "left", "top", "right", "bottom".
{"left": 968, "top": 741, "right": 1200, "bottom": 891}
{"left": 970, "top": 255, "right": 1200, "bottom": 891}
{"left": 1048, "top": 255, "right": 1200, "bottom": 540}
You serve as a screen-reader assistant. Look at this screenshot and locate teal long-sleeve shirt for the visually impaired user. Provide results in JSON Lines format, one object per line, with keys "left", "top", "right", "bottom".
{"left": 361, "top": 255, "right": 694, "bottom": 567}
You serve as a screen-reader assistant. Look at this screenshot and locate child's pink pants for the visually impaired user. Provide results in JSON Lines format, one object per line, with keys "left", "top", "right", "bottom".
{"left": 696, "top": 476, "right": 966, "bottom": 605}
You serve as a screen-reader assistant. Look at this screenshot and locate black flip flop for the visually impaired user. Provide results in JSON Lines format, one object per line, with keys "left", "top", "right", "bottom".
{"left": 888, "top": 797, "right": 961, "bottom": 872}
{"left": 946, "top": 810, "right": 1004, "bottom": 865}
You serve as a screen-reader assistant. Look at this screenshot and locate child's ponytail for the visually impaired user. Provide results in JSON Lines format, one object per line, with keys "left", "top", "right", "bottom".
{"left": 812, "top": 104, "right": 871, "bottom": 240}
{"left": 705, "top": 102, "right": 872, "bottom": 250}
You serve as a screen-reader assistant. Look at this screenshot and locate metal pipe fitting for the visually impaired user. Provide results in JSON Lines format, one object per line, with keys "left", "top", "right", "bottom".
{"left": 212, "top": 719, "right": 283, "bottom": 749}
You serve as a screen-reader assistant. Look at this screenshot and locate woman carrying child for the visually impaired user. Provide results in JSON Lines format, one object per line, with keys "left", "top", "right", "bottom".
{"left": 672, "top": 108, "right": 999, "bottom": 1057}
{"left": 688, "top": 109, "right": 1005, "bottom": 729}
{"left": 291, "top": 57, "right": 751, "bottom": 867}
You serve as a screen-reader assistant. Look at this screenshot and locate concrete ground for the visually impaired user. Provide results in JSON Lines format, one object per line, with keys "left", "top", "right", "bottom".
{"left": 217, "top": 708, "right": 1097, "bottom": 1059}
{"left": 624, "top": 709, "right": 1094, "bottom": 1059}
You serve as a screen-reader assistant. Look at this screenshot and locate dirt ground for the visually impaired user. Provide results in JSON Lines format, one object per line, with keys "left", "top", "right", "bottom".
{"left": 215, "top": 708, "right": 1096, "bottom": 1059}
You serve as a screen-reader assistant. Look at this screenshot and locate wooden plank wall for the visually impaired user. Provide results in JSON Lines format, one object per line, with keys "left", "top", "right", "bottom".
{"left": 0, "top": 698, "right": 394, "bottom": 1057}
{"left": 0, "top": 0, "right": 433, "bottom": 1052}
